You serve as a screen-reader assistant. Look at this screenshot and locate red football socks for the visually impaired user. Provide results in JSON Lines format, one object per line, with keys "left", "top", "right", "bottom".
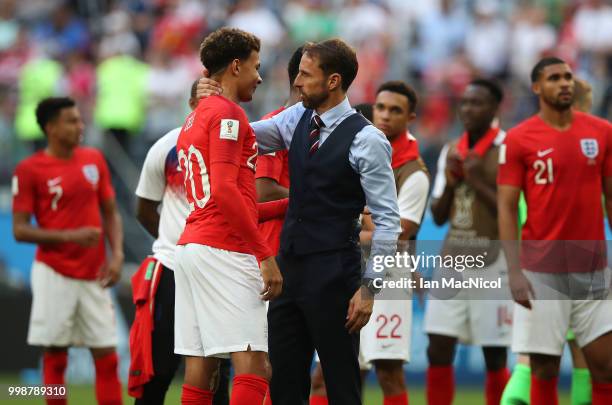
{"left": 384, "top": 391, "right": 409, "bottom": 405}
{"left": 94, "top": 352, "right": 122, "bottom": 405}
{"left": 309, "top": 395, "right": 328, "bottom": 405}
{"left": 485, "top": 368, "right": 510, "bottom": 405}
{"left": 181, "top": 384, "right": 214, "bottom": 405}
{"left": 426, "top": 366, "right": 454, "bottom": 405}
{"left": 230, "top": 374, "right": 268, "bottom": 405}
{"left": 43, "top": 352, "right": 67, "bottom": 405}
{"left": 593, "top": 381, "right": 612, "bottom": 405}
{"left": 531, "top": 375, "right": 558, "bottom": 405}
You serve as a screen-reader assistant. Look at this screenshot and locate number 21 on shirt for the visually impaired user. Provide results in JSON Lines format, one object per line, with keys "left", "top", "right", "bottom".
{"left": 533, "top": 157, "right": 553, "bottom": 184}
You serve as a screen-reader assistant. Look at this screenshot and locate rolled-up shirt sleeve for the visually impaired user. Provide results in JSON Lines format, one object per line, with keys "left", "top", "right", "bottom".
{"left": 251, "top": 102, "right": 307, "bottom": 154}
{"left": 350, "top": 126, "right": 401, "bottom": 280}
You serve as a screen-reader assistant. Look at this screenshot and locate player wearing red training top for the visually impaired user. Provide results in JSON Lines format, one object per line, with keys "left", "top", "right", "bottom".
{"left": 12, "top": 97, "right": 124, "bottom": 405}
{"left": 498, "top": 57, "right": 612, "bottom": 405}
{"left": 174, "top": 28, "right": 282, "bottom": 405}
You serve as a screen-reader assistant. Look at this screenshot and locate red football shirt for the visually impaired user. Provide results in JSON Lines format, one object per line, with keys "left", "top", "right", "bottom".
{"left": 12, "top": 147, "right": 115, "bottom": 280}
{"left": 177, "top": 95, "right": 270, "bottom": 260}
{"left": 255, "top": 106, "right": 290, "bottom": 255}
{"left": 498, "top": 112, "right": 612, "bottom": 272}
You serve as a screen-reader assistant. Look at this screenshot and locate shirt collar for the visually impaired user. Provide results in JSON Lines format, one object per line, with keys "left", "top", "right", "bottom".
{"left": 313, "top": 97, "right": 352, "bottom": 128}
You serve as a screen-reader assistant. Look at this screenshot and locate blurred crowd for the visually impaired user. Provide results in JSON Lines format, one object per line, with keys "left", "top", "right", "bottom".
{"left": 0, "top": 0, "right": 611, "bottom": 181}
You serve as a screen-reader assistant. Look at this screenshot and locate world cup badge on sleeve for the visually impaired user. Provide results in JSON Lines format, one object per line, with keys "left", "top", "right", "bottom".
{"left": 82, "top": 164, "right": 100, "bottom": 186}
{"left": 580, "top": 138, "right": 598, "bottom": 165}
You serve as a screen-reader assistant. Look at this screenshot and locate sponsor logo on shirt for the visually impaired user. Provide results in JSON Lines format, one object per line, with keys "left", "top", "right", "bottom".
{"left": 47, "top": 176, "right": 62, "bottom": 187}
{"left": 82, "top": 164, "right": 100, "bottom": 186}
{"left": 220, "top": 119, "right": 239, "bottom": 141}
{"left": 536, "top": 148, "right": 554, "bottom": 158}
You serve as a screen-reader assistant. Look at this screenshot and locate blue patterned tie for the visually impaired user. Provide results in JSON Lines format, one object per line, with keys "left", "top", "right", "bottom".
{"left": 308, "top": 115, "right": 325, "bottom": 156}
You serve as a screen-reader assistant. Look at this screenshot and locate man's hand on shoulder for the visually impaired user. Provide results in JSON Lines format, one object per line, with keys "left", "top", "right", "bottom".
{"left": 197, "top": 67, "right": 223, "bottom": 100}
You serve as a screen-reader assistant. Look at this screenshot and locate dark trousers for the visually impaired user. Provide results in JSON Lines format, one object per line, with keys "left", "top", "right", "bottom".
{"left": 134, "top": 266, "right": 230, "bottom": 405}
{"left": 268, "top": 246, "right": 362, "bottom": 405}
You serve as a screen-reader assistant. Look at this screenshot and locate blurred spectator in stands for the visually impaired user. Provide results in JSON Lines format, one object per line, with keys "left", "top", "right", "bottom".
{"left": 150, "top": 0, "right": 206, "bottom": 58}
{"left": 0, "top": 0, "right": 18, "bottom": 52}
{"left": 464, "top": 0, "right": 510, "bottom": 78}
{"left": 283, "top": 0, "right": 337, "bottom": 44}
{"left": 573, "top": 0, "right": 612, "bottom": 57}
{"left": 13, "top": 0, "right": 60, "bottom": 24}
{"left": 65, "top": 51, "right": 95, "bottom": 122}
{"left": 415, "top": 0, "right": 468, "bottom": 78}
{"left": 0, "top": 86, "right": 15, "bottom": 176}
{"left": 227, "top": 0, "right": 284, "bottom": 49}
{"left": 98, "top": 5, "right": 142, "bottom": 60}
{"left": 144, "top": 46, "right": 192, "bottom": 144}
{"left": 509, "top": 3, "right": 556, "bottom": 86}
{"left": 573, "top": 0, "right": 612, "bottom": 119}
{"left": 0, "top": 1, "right": 31, "bottom": 87}
{"left": 556, "top": 1, "right": 581, "bottom": 68}
{"left": 14, "top": 55, "right": 64, "bottom": 151}
{"left": 337, "top": 0, "right": 389, "bottom": 46}
{"left": 32, "top": 1, "right": 89, "bottom": 58}
{"left": 94, "top": 51, "right": 149, "bottom": 155}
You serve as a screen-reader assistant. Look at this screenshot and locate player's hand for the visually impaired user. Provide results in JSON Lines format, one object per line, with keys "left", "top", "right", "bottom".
{"left": 445, "top": 150, "right": 462, "bottom": 187}
{"left": 197, "top": 68, "right": 223, "bottom": 100}
{"left": 462, "top": 152, "right": 483, "bottom": 185}
{"left": 66, "top": 226, "right": 102, "bottom": 247}
{"left": 345, "top": 286, "right": 374, "bottom": 334}
{"left": 99, "top": 254, "right": 123, "bottom": 288}
{"left": 260, "top": 257, "right": 283, "bottom": 301}
{"left": 362, "top": 206, "right": 371, "bottom": 215}
{"left": 509, "top": 270, "right": 534, "bottom": 309}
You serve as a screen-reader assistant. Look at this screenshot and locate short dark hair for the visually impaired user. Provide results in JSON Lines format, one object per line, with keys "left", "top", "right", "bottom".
{"left": 469, "top": 78, "right": 504, "bottom": 104}
{"left": 199, "top": 28, "right": 261, "bottom": 76}
{"left": 35, "top": 97, "right": 76, "bottom": 135}
{"left": 530, "top": 57, "right": 567, "bottom": 83}
{"left": 287, "top": 46, "right": 304, "bottom": 87}
{"left": 354, "top": 103, "right": 373, "bottom": 121}
{"left": 303, "top": 39, "right": 358, "bottom": 92}
{"left": 376, "top": 80, "right": 418, "bottom": 113}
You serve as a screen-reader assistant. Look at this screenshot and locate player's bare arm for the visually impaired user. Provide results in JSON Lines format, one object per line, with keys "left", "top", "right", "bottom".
{"left": 256, "top": 177, "right": 289, "bottom": 202}
{"left": 13, "top": 211, "right": 101, "bottom": 246}
{"left": 136, "top": 197, "right": 160, "bottom": 238}
{"left": 431, "top": 147, "right": 461, "bottom": 225}
{"left": 498, "top": 184, "right": 534, "bottom": 309}
{"left": 463, "top": 151, "right": 498, "bottom": 212}
{"left": 100, "top": 198, "right": 124, "bottom": 287}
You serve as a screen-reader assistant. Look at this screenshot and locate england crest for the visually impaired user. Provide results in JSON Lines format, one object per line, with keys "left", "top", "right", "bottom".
{"left": 82, "top": 164, "right": 100, "bottom": 185}
{"left": 580, "top": 139, "right": 598, "bottom": 159}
